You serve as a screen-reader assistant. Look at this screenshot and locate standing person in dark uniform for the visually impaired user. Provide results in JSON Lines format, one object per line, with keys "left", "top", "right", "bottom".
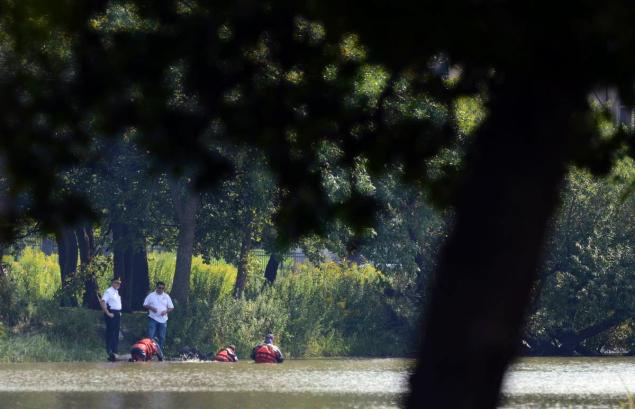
{"left": 100, "top": 278, "right": 122, "bottom": 361}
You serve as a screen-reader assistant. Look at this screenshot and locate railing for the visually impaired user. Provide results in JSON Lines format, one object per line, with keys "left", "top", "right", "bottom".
{"left": 209, "top": 248, "right": 310, "bottom": 275}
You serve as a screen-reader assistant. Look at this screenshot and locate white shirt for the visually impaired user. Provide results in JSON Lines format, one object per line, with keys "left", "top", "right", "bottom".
{"left": 102, "top": 286, "right": 122, "bottom": 311}
{"left": 143, "top": 291, "right": 174, "bottom": 323}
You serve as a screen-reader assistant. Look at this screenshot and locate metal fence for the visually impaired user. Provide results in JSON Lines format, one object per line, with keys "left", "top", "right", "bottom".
{"left": 209, "top": 248, "right": 310, "bottom": 275}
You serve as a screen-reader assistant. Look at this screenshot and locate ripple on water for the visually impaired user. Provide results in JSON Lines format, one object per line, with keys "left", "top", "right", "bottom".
{"left": 0, "top": 357, "right": 632, "bottom": 409}
{"left": 0, "top": 360, "right": 411, "bottom": 394}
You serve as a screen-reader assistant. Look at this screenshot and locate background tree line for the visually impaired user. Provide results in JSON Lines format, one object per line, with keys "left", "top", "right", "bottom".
{"left": 1, "top": 1, "right": 635, "bottom": 407}
{"left": 2, "top": 139, "right": 633, "bottom": 357}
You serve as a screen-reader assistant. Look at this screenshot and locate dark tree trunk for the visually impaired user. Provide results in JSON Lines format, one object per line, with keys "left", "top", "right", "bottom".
{"left": 523, "top": 310, "right": 629, "bottom": 356}
{"left": 0, "top": 245, "right": 5, "bottom": 277}
{"left": 75, "top": 229, "right": 88, "bottom": 261}
{"left": 112, "top": 222, "right": 126, "bottom": 280}
{"left": 263, "top": 254, "right": 280, "bottom": 285}
{"left": 120, "top": 245, "right": 134, "bottom": 312}
{"left": 407, "top": 79, "right": 577, "bottom": 408}
{"left": 113, "top": 221, "right": 134, "bottom": 311}
{"left": 111, "top": 221, "right": 128, "bottom": 303}
{"left": 408, "top": 225, "right": 430, "bottom": 295}
{"left": 233, "top": 225, "right": 252, "bottom": 299}
{"left": 171, "top": 187, "right": 199, "bottom": 306}
{"left": 55, "top": 227, "right": 79, "bottom": 307}
{"left": 77, "top": 224, "right": 100, "bottom": 309}
{"left": 554, "top": 310, "right": 629, "bottom": 355}
{"left": 130, "top": 240, "right": 150, "bottom": 311}
{"left": 112, "top": 221, "right": 149, "bottom": 312}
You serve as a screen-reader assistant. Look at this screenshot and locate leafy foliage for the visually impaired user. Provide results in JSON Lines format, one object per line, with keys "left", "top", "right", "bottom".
{"left": 527, "top": 163, "right": 635, "bottom": 354}
{"left": 1, "top": 248, "right": 417, "bottom": 358}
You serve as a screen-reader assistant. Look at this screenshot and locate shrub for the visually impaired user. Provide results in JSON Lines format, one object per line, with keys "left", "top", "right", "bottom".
{"left": 0, "top": 276, "right": 24, "bottom": 326}
{"left": 2, "top": 248, "right": 419, "bottom": 360}
{"left": 167, "top": 260, "right": 416, "bottom": 358}
{"left": 5, "top": 248, "right": 60, "bottom": 300}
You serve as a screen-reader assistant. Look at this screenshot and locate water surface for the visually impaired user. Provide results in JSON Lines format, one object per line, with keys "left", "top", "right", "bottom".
{"left": 0, "top": 357, "right": 632, "bottom": 408}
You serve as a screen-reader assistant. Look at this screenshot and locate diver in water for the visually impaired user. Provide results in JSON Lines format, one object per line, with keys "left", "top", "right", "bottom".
{"left": 214, "top": 344, "right": 238, "bottom": 362}
{"left": 129, "top": 337, "right": 164, "bottom": 362}
{"left": 251, "top": 334, "right": 284, "bottom": 363}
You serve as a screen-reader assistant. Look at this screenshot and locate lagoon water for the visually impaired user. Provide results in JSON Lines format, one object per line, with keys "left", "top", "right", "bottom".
{"left": 0, "top": 357, "right": 632, "bottom": 408}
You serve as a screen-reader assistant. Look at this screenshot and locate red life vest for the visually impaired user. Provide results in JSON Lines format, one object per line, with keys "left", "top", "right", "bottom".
{"left": 131, "top": 338, "right": 158, "bottom": 360}
{"left": 214, "top": 348, "right": 236, "bottom": 362}
{"left": 254, "top": 344, "right": 278, "bottom": 363}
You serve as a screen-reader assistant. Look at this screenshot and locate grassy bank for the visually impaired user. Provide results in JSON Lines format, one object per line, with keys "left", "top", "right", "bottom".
{"left": 0, "top": 307, "right": 150, "bottom": 362}
{"left": 0, "top": 334, "right": 101, "bottom": 362}
{"left": 0, "top": 249, "right": 419, "bottom": 362}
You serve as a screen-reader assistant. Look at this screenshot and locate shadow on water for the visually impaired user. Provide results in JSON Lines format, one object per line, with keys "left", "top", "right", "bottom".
{"left": 500, "top": 394, "right": 626, "bottom": 409}
{"left": 0, "top": 392, "right": 401, "bottom": 409}
{"left": 0, "top": 358, "right": 632, "bottom": 408}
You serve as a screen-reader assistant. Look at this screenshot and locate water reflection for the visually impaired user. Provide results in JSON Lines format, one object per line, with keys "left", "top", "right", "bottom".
{"left": 1, "top": 392, "right": 401, "bottom": 409}
{"left": 0, "top": 358, "right": 631, "bottom": 409}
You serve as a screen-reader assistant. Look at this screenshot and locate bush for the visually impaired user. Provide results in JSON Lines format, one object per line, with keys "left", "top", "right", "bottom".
{"left": 0, "top": 276, "right": 24, "bottom": 326}
{"left": 167, "top": 260, "right": 416, "bottom": 358}
{"left": 148, "top": 252, "right": 236, "bottom": 300}
{"left": 1, "top": 248, "right": 419, "bottom": 360}
{"left": 5, "top": 248, "right": 60, "bottom": 300}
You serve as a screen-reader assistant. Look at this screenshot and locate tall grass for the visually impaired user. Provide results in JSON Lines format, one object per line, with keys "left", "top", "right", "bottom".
{"left": 148, "top": 252, "right": 236, "bottom": 300}
{"left": 167, "top": 260, "right": 415, "bottom": 358}
{"left": 3, "top": 248, "right": 60, "bottom": 300}
{"left": 1, "top": 248, "right": 418, "bottom": 360}
{"left": 0, "top": 334, "right": 101, "bottom": 362}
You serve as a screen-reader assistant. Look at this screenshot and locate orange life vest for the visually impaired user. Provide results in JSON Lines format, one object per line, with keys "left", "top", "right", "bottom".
{"left": 254, "top": 344, "right": 278, "bottom": 363}
{"left": 131, "top": 338, "right": 159, "bottom": 360}
{"left": 214, "top": 348, "right": 236, "bottom": 362}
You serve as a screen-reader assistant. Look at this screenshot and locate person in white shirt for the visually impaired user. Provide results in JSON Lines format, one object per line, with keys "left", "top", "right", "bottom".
{"left": 143, "top": 281, "right": 174, "bottom": 350}
{"left": 100, "top": 278, "right": 122, "bottom": 361}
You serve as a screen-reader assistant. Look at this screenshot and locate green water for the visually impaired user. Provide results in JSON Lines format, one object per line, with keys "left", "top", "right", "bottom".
{"left": 0, "top": 357, "right": 632, "bottom": 408}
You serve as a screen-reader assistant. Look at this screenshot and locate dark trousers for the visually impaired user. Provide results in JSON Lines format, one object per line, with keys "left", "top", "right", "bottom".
{"left": 104, "top": 310, "right": 121, "bottom": 355}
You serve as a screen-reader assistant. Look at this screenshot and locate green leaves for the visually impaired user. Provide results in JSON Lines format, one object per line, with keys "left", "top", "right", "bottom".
{"left": 530, "top": 163, "right": 635, "bottom": 353}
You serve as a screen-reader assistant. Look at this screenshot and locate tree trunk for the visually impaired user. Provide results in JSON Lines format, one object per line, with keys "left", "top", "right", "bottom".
{"left": 233, "top": 225, "right": 252, "bottom": 299}
{"left": 407, "top": 79, "right": 576, "bottom": 408}
{"left": 264, "top": 254, "right": 280, "bottom": 285}
{"left": 407, "top": 225, "right": 430, "bottom": 295}
{"left": 555, "top": 310, "right": 629, "bottom": 355}
{"left": 112, "top": 221, "right": 149, "bottom": 312}
{"left": 406, "top": 220, "right": 434, "bottom": 297}
{"left": 55, "top": 227, "right": 79, "bottom": 307}
{"left": 111, "top": 221, "right": 129, "bottom": 307}
{"left": 77, "top": 224, "right": 100, "bottom": 309}
{"left": 130, "top": 239, "right": 150, "bottom": 311}
{"left": 0, "top": 245, "right": 5, "bottom": 277}
{"left": 171, "top": 187, "right": 199, "bottom": 306}
{"left": 523, "top": 310, "right": 629, "bottom": 357}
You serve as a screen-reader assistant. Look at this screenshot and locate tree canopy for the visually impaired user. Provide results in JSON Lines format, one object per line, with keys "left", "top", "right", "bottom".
{"left": 1, "top": 1, "right": 635, "bottom": 408}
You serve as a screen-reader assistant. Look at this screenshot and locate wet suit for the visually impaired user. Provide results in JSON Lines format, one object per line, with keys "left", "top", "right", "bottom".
{"left": 214, "top": 347, "right": 238, "bottom": 362}
{"left": 130, "top": 338, "right": 164, "bottom": 361}
{"left": 251, "top": 343, "right": 284, "bottom": 363}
